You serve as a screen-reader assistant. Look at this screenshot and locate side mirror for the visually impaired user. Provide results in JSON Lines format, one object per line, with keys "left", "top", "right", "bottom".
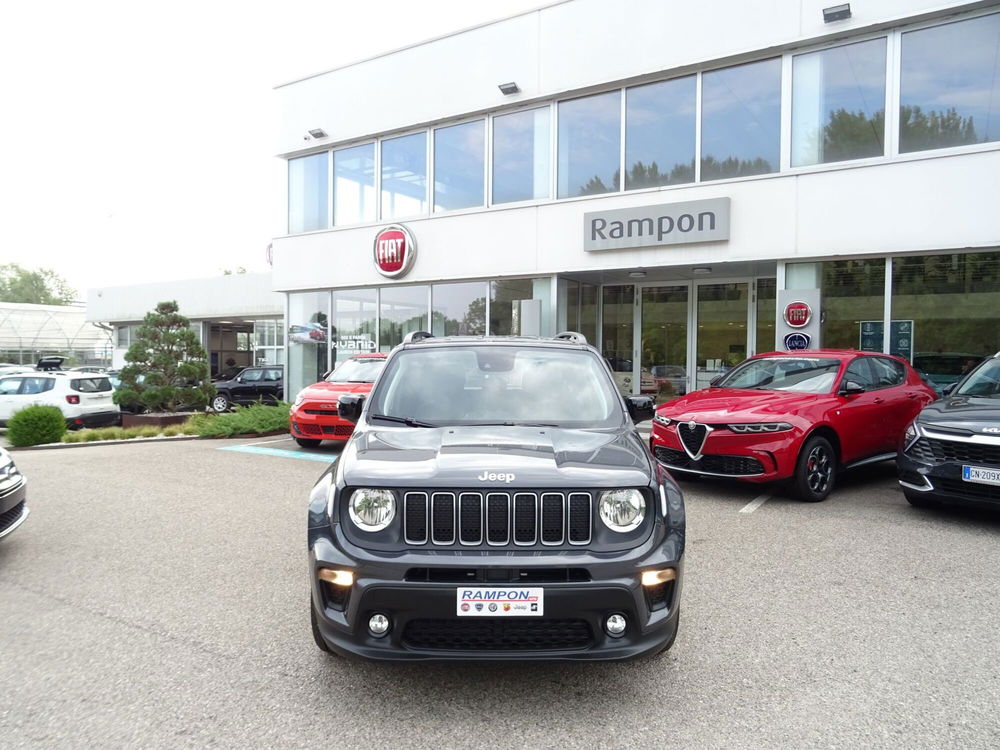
{"left": 942, "top": 383, "right": 956, "bottom": 396}
{"left": 338, "top": 393, "right": 365, "bottom": 423}
{"left": 626, "top": 395, "right": 655, "bottom": 424}
{"left": 839, "top": 381, "right": 866, "bottom": 396}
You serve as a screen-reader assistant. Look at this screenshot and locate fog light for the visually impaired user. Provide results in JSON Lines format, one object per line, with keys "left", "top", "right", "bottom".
{"left": 368, "top": 613, "right": 390, "bottom": 637}
{"left": 605, "top": 614, "right": 627, "bottom": 637}
{"left": 317, "top": 569, "right": 354, "bottom": 587}
{"left": 641, "top": 569, "right": 677, "bottom": 587}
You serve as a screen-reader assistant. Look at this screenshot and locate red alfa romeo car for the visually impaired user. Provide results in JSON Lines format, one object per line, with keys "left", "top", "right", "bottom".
{"left": 650, "top": 350, "right": 937, "bottom": 501}
{"left": 290, "top": 353, "right": 387, "bottom": 447}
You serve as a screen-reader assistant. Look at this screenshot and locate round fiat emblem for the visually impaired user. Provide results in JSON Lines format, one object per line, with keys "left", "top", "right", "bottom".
{"left": 373, "top": 224, "right": 416, "bottom": 278}
{"left": 783, "top": 301, "right": 812, "bottom": 328}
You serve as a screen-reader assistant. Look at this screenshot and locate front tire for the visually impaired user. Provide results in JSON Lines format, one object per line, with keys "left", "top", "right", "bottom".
{"left": 211, "top": 393, "right": 230, "bottom": 413}
{"left": 793, "top": 435, "right": 836, "bottom": 502}
{"left": 295, "top": 437, "right": 322, "bottom": 448}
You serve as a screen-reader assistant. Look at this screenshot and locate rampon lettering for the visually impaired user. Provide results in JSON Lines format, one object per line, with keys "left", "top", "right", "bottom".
{"left": 591, "top": 210, "right": 717, "bottom": 242}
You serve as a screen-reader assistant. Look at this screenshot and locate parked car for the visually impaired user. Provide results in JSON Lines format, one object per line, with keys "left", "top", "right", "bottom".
{"left": 650, "top": 350, "right": 937, "bottom": 501}
{"left": 0, "top": 372, "right": 120, "bottom": 429}
{"left": 912, "top": 352, "right": 986, "bottom": 393}
{"left": 307, "top": 331, "right": 682, "bottom": 661}
{"left": 0, "top": 446, "right": 29, "bottom": 541}
{"left": 898, "top": 351, "right": 1000, "bottom": 511}
{"left": 290, "top": 353, "right": 387, "bottom": 447}
{"left": 651, "top": 365, "right": 688, "bottom": 397}
{"left": 210, "top": 365, "right": 283, "bottom": 412}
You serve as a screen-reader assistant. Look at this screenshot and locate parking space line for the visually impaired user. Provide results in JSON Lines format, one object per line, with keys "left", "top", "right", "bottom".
{"left": 219, "top": 445, "right": 338, "bottom": 463}
{"left": 738, "top": 492, "right": 772, "bottom": 514}
{"left": 242, "top": 436, "right": 295, "bottom": 445}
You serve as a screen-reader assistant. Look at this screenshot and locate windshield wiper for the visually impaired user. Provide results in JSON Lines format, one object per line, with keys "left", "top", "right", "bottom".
{"left": 369, "top": 413, "right": 438, "bottom": 428}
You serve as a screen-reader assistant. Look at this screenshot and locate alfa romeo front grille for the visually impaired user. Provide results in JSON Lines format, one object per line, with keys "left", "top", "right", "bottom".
{"left": 403, "top": 491, "right": 591, "bottom": 548}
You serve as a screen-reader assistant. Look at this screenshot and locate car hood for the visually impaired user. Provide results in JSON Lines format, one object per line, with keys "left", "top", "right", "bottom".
{"left": 340, "top": 424, "right": 651, "bottom": 488}
{"left": 916, "top": 395, "right": 1000, "bottom": 434}
{"left": 298, "top": 381, "right": 374, "bottom": 400}
{"left": 658, "top": 388, "right": 827, "bottom": 423}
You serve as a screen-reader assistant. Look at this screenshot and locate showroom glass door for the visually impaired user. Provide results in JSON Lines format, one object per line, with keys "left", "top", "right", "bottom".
{"left": 694, "top": 282, "right": 749, "bottom": 390}
{"left": 601, "top": 285, "right": 635, "bottom": 397}
{"left": 639, "top": 285, "right": 690, "bottom": 403}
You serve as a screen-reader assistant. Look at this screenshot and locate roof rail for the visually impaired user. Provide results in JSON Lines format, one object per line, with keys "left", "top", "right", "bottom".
{"left": 553, "top": 331, "right": 587, "bottom": 345}
{"left": 403, "top": 330, "right": 434, "bottom": 344}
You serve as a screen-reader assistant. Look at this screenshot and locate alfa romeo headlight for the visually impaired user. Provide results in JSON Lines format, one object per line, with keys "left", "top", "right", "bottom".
{"left": 727, "top": 422, "right": 793, "bottom": 433}
{"left": 598, "top": 489, "right": 645, "bottom": 532}
{"left": 348, "top": 489, "right": 395, "bottom": 531}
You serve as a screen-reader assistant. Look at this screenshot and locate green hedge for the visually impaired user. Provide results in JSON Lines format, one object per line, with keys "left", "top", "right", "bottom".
{"left": 185, "top": 402, "right": 290, "bottom": 438}
{"left": 7, "top": 405, "right": 67, "bottom": 447}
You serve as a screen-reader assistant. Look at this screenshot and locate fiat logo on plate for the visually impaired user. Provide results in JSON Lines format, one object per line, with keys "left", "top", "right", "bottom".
{"left": 783, "top": 301, "right": 812, "bottom": 328}
{"left": 373, "top": 224, "right": 417, "bottom": 279}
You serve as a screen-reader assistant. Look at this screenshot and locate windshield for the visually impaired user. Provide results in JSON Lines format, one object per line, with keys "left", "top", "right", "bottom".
{"left": 955, "top": 358, "right": 1000, "bottom": 397}
{"left": 368, "top": 346, "right": 623, "bottom": 428}
{"left": 716, "top": 357, "right": 842, "bottom": 394}
{"left": 327, "top": 357, "right": 385, "bottom": 383}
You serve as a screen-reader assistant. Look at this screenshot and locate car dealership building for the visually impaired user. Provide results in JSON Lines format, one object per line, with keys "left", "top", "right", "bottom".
{"left": 269, "top": 0, "right": 1000, "bottom": 400}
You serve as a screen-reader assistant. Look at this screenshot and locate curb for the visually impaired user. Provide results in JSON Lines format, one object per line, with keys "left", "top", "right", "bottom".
{"left": 6, "top": 435, "right": 204, "bottom": 452}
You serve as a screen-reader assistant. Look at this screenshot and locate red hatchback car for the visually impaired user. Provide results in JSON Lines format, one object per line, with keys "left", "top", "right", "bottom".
{"left": 290, "top": 353, "right": 387, "bottom": 448}
{"left": 650, "top": 350, "right": 937, "bottom": 501}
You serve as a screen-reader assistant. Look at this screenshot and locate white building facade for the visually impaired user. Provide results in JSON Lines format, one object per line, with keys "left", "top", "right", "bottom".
{"left": 272, "top": 0, "right": 1000, "bottom": 400}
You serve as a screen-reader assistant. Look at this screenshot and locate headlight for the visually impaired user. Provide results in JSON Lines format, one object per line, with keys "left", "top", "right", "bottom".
{"left": 653, "top": 414, "right": 672, "bottom": 427}
{"left": 903, "top": 420, "right": 920, "bottom": 448}
{"left": 348, "top": 489, "right": 396, "bottom": 531}
{"left": 598, "top": 489, "right": 645, "bottom": 532}
{"left": 293, "top": 390, "right": 307, "bottom": 407}
{"left": 727, "top": 422, "right": 793, "bottom": 433}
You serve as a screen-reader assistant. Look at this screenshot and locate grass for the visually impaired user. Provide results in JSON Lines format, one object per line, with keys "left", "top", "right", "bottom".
{"left": 185, "top": 402, "right": 290, "bottom": 438}
{"left": 61, "top": 422, "right": 197, "bottom": 443}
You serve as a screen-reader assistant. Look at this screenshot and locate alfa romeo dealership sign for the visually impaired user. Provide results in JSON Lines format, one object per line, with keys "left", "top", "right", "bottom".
{"left": 373, "top": 224, "right": 416, "bottom": 278}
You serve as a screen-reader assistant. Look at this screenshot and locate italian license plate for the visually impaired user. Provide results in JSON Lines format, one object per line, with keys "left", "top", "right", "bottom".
{"left": 962, "top": 465, "right": 1000, "bottom": 486}
{"left": 456, "top": 587, "right": 543, "bottom": 617}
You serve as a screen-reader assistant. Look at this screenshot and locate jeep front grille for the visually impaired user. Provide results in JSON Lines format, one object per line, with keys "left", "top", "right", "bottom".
{"left": 403, "top": 491, "right": 592, "bottom": 547}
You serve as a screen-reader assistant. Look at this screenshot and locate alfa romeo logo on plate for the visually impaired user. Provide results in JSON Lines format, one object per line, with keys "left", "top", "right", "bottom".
{"left": 783, "top": 301, "right": 812, "bottom": 328}
{"left": 373, "top": 224, "right": 417, "bottom": 278}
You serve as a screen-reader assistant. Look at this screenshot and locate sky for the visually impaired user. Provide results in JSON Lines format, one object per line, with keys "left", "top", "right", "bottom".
{"left": 0, "top": 0, "right": 549, "bottom": 298}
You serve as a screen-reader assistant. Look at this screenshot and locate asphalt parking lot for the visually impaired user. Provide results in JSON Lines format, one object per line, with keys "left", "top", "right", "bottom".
{"left": 3, "top": 436, "right": 999, "bottom": 749}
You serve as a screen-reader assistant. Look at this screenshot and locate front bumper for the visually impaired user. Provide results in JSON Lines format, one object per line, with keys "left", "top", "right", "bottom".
{"left": 290, "top": 407, "right": 354, "bottom": 442}
{"left": 309, "top": 522, "right": 683, "bottom": 661}
{"left": 0, "top": 476, "right": 28, "bottom": 540}
{"left": 71, "top": 410, "right": 121, "bottom": 429}
{"left": 898, "top": 452, "right": 1000, "bottom": 510}
{"left": 650, "top": 422, "right": 800, "bottom": 482}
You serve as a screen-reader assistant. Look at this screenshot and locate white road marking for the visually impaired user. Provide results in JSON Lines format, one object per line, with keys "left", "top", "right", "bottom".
{"left": 243, "top": 436, "right": 294, "bottom": 445}
{"left": 738, "top": 492, "right": 772, "bottom": 514}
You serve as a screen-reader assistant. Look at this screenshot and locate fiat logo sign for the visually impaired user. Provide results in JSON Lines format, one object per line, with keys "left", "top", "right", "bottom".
{"left": 373, "top": 224, "right": 416, "bottom": 278}
{"left": 783, "top": 301, "right": 812, "bottom": 328}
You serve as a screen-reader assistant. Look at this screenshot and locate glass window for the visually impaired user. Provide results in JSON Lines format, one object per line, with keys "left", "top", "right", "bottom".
{"left": 956, "top": 358, "right": 1000, "bottom": 397}
{"left": 900, "top": 13, "right": 1000, "bottom": 153}
{"left": 332, "top": 289, "right": 377, "bottom": 366}
{"left": 327, "top": 357, "right": 386, "bottom": 384}
{"left": 22, "top": 377, "right": 55, "bottom": 394}
{"left": 379, "top": 285, "right": 429, "bottom": 352}
{"left": 263, "top": 368, "right": 283, "bottom": 382}
{"left": 602, "top": 285, "right": 634, "bottom": 396}
{"left": 334, "top": 143, "right": 376, "bottom": 225}
{"left": 0, "top": 378, "right": 22, "bottom": 395}
{"left": 490, "top": 278, "right": 552, "bottom": 336}
{"left": 625, "top": 76, "right": 696, "bottom": 189}
{"left": 892, "top": 252, "right": 1000, "bottom": 391}
{"left": 288, "top": 291, "right": 330, "bottom": 396}
{"left": 434, "top": 120, "right": 485, "bottom": 212}
{"left": 288, "top": 153, "right": 329, "bottom": 233}
{"left": 557, "top": 91, "right": 621, "bottom": 198}
{"left": 492, "top": 107, "right": 550, "bottom": 204}
{"left": 116, "top": 326, "right": 129, "bottom": 347}
{"left": 792, "top": 38, "right": 887, "bottom": 167}
{"left": 579, "top": 283, "right": 599, "bottom": 346}
{"left": 820, "top": 259, "right": 885, "bottom": 350}
{"left": 870, "top": 356, "right": 905, "bottom": 387}
{"left": 70, "top": 378, "right": 109, "bottom": 393}
{"left": 240, "top": 368, "right": 264, "bottom": 382}
{"left": 720, "top": 356, "right": 842, "bottom": 393}
{"left": 844, "top": 358, "right": 877, "bottom": 390}
{"left": 431, "top": 282, "right": 487, "bottom": 336}
{"left": 701, "top": 58, "right": 781, "bottom": 180}
{"left": 381, "top": 132, "right": 427, "bottom": 219}
{"left": 755, "top": 278, "right": 777, "bottom": 355}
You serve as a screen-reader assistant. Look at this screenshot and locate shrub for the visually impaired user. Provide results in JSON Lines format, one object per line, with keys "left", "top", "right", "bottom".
{"left": 162, "top": 426, "right": 181, "bottom": 437}
{"left": 137, "top": 426, "right": 160, "bottom": 438}
{"left": 62, "top": 431, "right": 83, "bottom": 443}
{"left": 187, "top": 402, "right": 290, "bottom": 438}
{"left": 7, "top": 405, "right": 66, "bottom": 447}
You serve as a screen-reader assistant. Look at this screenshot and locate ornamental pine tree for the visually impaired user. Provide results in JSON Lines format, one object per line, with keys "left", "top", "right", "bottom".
{"left": 113, "top": 301, "right": 215, "bottom": 413}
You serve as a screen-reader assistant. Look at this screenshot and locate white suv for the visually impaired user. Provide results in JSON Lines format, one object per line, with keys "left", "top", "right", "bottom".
{"left": 0, "top": 372, "right": 120, "bottom": 429}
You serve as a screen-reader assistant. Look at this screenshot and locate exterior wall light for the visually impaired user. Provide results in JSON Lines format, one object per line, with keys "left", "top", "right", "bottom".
{"left": 692, "top": 267, "right": 712, "bottom": 275}
{"left": 307, "top": 128, "right": 328, "bottom": 139}
{"left": 628, "top": 271, "right": 647, "bottom": 279}
{"left": 498, "top": 82, "right": 520, "bottom": 95}
{"left": 823, "top": 4, "right": 851, "bottom": 22}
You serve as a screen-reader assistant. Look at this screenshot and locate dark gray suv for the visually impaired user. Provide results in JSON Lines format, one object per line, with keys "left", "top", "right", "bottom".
{"left": 307, "top": 332, "right": 685, "bottom": 661}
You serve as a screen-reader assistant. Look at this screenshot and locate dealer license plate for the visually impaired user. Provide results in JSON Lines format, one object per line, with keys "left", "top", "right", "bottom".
{"left": 962, "top": 465, "right": 1000, "bottom": 486}
{"left": 456, "top": 587, "right": 544, "bottom": 617}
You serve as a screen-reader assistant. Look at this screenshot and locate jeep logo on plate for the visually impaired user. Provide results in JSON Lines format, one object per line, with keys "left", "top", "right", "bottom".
{"left": 373, "top": 224, "right": 417, "bottom": 279}
{"left": 478, "top": 471, "right": 515, "bottom": 483}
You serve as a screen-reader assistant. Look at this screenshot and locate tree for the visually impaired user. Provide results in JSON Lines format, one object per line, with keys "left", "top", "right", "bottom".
{"left": 113, "top": 301, "right": 214, "bottom": 413}
{"left": 0, "top": 264, "right": 77, "bottom": 305}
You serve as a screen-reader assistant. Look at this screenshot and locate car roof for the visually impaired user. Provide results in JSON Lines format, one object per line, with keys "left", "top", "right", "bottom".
{"left": 753, "top": 349, "right": 902, "bottom": 362}
{"left": 399, "top": 335, "right": 591, "bottom": 352}
{"left": 350, "top": 352, "right": 387, "bottom": 359}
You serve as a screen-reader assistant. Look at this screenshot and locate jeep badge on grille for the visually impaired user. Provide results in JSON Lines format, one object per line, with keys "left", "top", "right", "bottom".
{"left": 478, "top": 471, "right": 515, "bottom": 483}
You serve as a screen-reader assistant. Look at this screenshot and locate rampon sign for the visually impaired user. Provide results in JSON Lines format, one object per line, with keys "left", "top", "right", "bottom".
{"left": 583, "top": 197, "right": 730, "bottom": 252}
